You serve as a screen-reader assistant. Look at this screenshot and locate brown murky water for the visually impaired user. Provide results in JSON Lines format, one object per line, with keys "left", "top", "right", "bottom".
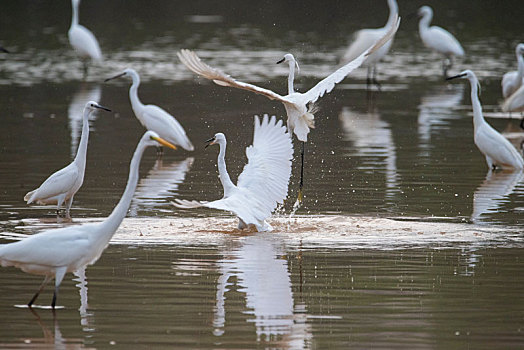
{"left": 1, "top": 0, "right": 524, "bottom": 348}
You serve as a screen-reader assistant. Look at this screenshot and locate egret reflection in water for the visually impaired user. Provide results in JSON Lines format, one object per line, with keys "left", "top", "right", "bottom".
{"left": 417, "top": 84, "right": 463, "bottom": 155}
{"left": 68, "top": 84, "right": 102, "bottom": 158}
{"left": 212, "top": 235, "right": 312, "bottom": 346}
{"left": 471, "top": 170, "right": 524, "bottom": 224}
{"left": 129, "top": 157, "right": 194, "bottom": 216}
{"left": 339, "top": 105, "right": 399, "bottom": 198}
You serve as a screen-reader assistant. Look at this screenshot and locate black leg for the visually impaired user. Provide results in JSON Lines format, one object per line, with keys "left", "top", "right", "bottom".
{"left": 28, "top": 276, "right": 52, "bottom": 308}
{"left": 372, "top": 66, "right": 381, "bottom": 91}
{"left": 297, "top": 141, "right": 305, "bottom": 204}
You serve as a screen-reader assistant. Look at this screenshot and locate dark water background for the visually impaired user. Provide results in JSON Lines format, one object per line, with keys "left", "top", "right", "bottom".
{"left": 0, "top": 0, "right": 523, "bottom": 348}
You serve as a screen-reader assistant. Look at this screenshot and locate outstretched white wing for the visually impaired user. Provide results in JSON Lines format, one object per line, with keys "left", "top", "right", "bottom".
{"left": 237, "top": 114, "right": 294, "bottom": 208}
{"left": 300, "top": 15, "right": 400, "bottom": 105}
{"left": 172, "top": 115, "right": 293, "bottom": 228}
{"left": 177, "top": 49, "right": 289, "bottom": 103}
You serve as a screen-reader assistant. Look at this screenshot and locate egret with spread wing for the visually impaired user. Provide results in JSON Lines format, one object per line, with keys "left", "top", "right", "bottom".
{"left": 177, "top": 15, "right": 399, "bottom": 202}
{"left": 172, "top": 115, "right": 293, "bottom": 232}
{"left": 24, "top": 101, "right": 110, "bottom": 218}
{"left": 68, "top": 0, "right": 102, "bottom": 77}
{"left": 502, "top": 43, "right": 524, "bottom": 99}
{"left": 417, "top": 6, "right": 464, "bottom": 78}
{"left": 341, "top": 0, "right": 398, "bottom": 88}
{"left": 105, "top": 68, "right": 194, "bottom": 152}
{"left": 447, "top": 70, "right": 524, "bottom": 170}
{"left": 2, "top": 131, "right": 176, "bottom": 309}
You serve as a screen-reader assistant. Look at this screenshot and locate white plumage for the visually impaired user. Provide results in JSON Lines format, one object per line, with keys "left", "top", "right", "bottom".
{"left": 105, "top": 68, "right": 194, "bottom": 151}
{"left": 177, "top": 15, "right": 399, "bottom": 143}
{"left": 448, "top": 70, "right": 524, "bottom": 170}
{"left": 173, "top": 115, "right": 293, "bottom": 232}
{"left": 24, "top": 101, "right": 110, "bottom": 218}
{"left": 502, "top": 84, "right": 524, "bottom": 113}
{"left": 2, "top": 131, "right": 176, "bottom": 308}
{"left": 68, "top": 0, "right": 102, "bottom": 70}
{"left": 418, "top": 6, "right": 464, "bottom": 77}
{"left": 341, "top": 0, "right": 398, "bottom": 86}
{"left": 502, "top": 43, "right": 524, "bottom": 99}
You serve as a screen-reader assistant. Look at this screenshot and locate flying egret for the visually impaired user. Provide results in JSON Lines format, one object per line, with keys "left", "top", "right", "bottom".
{"left": 177, "top": 15, "right": 399, "bottom": 202}
{"left": 417, "top": 5, "right": 464, "bottom": 78}
{"left": 447, "top": 70, "right": 524, "bottom": 170}
{"left": 1, "top": 131, "right": 176, "bottom": 309}
{"left": 24, "top": 101, "right": 110, "bottom": 218}
{"left": 172, "top": 115, "right": 293, "bottom": 232}
{"left": 341, "top": 0, "right": 398, "bottom": 88}
{"left": 105, "top": 68, "right": 194, "bottom": 152}
{"left": 502, "top": 43, "right": 524, "bottom": 99}
{"left": 68, "top": 0, "right": 102, "bottom": 76}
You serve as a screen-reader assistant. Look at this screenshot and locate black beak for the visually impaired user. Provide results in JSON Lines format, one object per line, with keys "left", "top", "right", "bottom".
{"left": 276, "top": 57, "right": 285, "bottom": 64}
{"left": 0, "top": 46, "right": 9, "bottom": 53}
{"left": 205, "top": 137, "right": 215, "bottom": 149}
{"left": 446, "top": 73, "right": 467, "bottom": 81}
{"left": 95, "top": 104, "right": 112, "bottom": 112}
{"left": 104, "top": 72, "right": 126, "bottom": 82}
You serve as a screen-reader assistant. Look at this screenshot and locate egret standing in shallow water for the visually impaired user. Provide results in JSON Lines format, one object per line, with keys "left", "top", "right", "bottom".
{"left": 173, "top": 115, "right": 293, "bottom": 232}
{"left": 341, "top": 0, "right": 398, "bottom": 88}
{"left": 105, "top": 68, "right": 194, "bottom": 152}
{"left": 502, "top": 43, "right": 524, "bottom": 99}
{"left": 447, "top": 70, "right": 524, "bottom": 170}
{"left": 417, "top": 5, "right": 464, "bottom": 78}
{"left": 68, "top": 0, "right": 102, "bottom": 76}
{"left": 24, "top": 101, "right": 110, "bottom": 218}
{"left": 1, "top": 131, "right": 176, "bottom": 309}
{"left": 177, "top": 15, "right": 399, "bottom": 203}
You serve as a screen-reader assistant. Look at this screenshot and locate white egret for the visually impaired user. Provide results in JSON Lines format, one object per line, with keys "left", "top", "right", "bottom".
{"left": 177, "top": 15, "right": 399, "bottom": 201}
{"left": 68, "top": 0, "right": 102, "bottom": 76}
{"left": 1, "top": 131, "right": 176, "bottom": 309}
{"left": 24, "top": 101, "right": 110, "bottom": 218}
{"left": 447, "top": 70, "right": 524, "bottom": 170}
{"left": 341, "top": 0, "right": 398, "bottom": 88}
{"left": 105, "top": 68, "right": 194, "bottom": 152}
{"left": 172, "top": 115, "right": 293, "bottom": 232}
{"left": 417, "top": 6, "right": 464, "bottom": 78}
{"left": 502, "top": 84, "right": 524, "bottom": 116}
{"left": 502, "top": 43, "right": 524, "bottom": 99}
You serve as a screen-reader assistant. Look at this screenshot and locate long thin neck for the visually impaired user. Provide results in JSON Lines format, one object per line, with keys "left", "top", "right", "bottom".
{"left": 517, "top": 51, "right": 524, "bottom": 81}
{"left": 386, "top": 0, "right": 398, "bottom": 27}
{"left": 129, "top": 74, "right": 143, "bottom": 113}
{"left": 468, "top": 77, "right": 484, "bottom": 131}
{"left": 287, "top": 61, "right": 295, "bottom": 95}
{"left": 99, "top": 140, "right": 146, "bottom": 235}
{"left": 73, "top": 108, "right": 91, "bottom": 168}
{"left": 71, "top": 0, "right": 79, "bottom": 28}
{"left": 217, "top": 141, "right": 236, "bottom": 197}
{"left": 419, "top": 12, "right": 432, "bottom": 32}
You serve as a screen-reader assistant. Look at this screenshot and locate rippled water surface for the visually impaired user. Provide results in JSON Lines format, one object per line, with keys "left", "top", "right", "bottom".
{"left": 1, "top": 0, "right": 524, "bottom": 348}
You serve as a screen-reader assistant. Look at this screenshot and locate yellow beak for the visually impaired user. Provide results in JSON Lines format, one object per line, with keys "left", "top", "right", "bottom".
{"left": 152, "top": 136, "right": 177, "bottom": 150}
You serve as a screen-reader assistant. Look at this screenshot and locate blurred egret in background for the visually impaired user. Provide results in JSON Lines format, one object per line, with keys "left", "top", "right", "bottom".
{"left": 105, "top": 68, "right": 194, "bottom": 152}
{"left": 173, "top": 115, "right": 293, "bottom": 232}
{"left": 447, "top": 70, "right": 524, "bottom": 170}
{"left": 418, "top": 6, "right": 464, "bottom": 78}
{"left": 68, "top": 0, "right": 102, "bottom": 77}
{"left": 177, "top": 15, "right": 399, "bottom": 203}
{"left": 24, "top": 102, "right": 110, "bottom": 218}
{"left": 341, "top": 0, "right": 398, "bottom": 88}
{"left": 1, "top": 131, "right": 176, "bottom": 309}
{"left": 502, "top": 43, "right": 524, "bottom": 99}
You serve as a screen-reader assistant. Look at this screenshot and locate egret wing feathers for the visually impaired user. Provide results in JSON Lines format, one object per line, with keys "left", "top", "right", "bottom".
{"left": 141, "top": 104, "right": 194, "bottom": 151}
{"left": 475, "top": 126, "right": 524, "bottom": 169}
{"left": 502, "top": 84, "right": 524, "bottom": 112}
{"left": 301, "top": 15, "right": 400, "bottom": 105}
{"left": 24, "top": 164, "right": 81, "bottom": 204}
{"left": 177, "top": 49, "right": 288, "bottom": 103}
